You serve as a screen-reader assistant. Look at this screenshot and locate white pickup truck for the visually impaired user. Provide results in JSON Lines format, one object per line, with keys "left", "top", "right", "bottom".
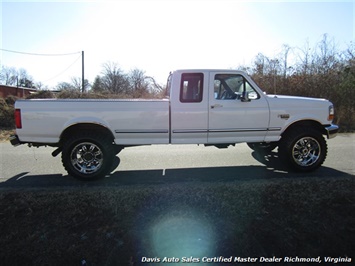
{"left": 11, "top": 69, "right": 339, "bottom": 180}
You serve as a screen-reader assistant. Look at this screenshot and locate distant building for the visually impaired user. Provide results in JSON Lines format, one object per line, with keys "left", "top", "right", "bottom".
{"left": 0, "top": 84, "right": 37, "bottom": 98}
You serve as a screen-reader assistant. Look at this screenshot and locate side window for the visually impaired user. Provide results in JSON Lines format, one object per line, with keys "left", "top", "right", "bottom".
{"left": 180, "top": 73, "right": 204, "bottom": 103}
{"left": 214, "top": 74, "right": 260, "bottom": 100}
{"left": 245, "top": 81, "right": 259, "bottom": 100}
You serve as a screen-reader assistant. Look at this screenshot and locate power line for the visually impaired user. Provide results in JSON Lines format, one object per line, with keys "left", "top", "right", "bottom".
{"left": 1, "top": 48, "right": 84, "bottom": 88}
{"left": 42, "top": 54, "right": 82, "bottom": 83}
{"left": 0, "top": 48, "right": 81, "bottom": 56}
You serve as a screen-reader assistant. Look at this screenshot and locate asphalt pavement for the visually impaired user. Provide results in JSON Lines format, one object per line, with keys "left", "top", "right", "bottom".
{"left": 0, "top": 134, "right": 354, "bottom": 188}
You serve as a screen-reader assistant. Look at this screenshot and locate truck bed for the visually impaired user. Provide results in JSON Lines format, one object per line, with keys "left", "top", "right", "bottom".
{"left": 15, "top": 98, "right": 170, "bottom": 145}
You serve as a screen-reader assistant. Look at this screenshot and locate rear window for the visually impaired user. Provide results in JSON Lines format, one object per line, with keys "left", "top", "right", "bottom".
{"left": 180, "top": 73, "right": 203, "bottom": 103}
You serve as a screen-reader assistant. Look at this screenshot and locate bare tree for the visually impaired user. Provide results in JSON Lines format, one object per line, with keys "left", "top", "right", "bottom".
{"left": 315, "top": 34, "right": 340, "bottom": 75}
{"left": 0, "top": 66, "right": 17, "bottom": 85}
{"left": 253, "top": 53, "right": 267, "bottom": 76}
{"left": 17, "top": 68, "right": 34, "bottom": 88}
{"left": 70, "top": 77, "right": 90, "bottom": 92}
{"left": 56, "top": 77, "right": 89, "bottom": 92}
{"left": 128, "top": 68, "right": 149, "bottom": 95}
{"left": 129, "top": 69, "right": 145, "bottom": 89}
{"left": 145, "top": 76, "right": 164, "bottom": 95}
{"left": 91, "top": 76, "right": 104, "bottom": 93}
{"left": 101, "top": 62, "right": 129, "bottom": 94}
{"left": 35, "top": 82, "right": 48, "bottom": 90}
{"left": 344, "top": 42, "right": 355, "bottom": 62}
{"left": 0, "top": 66, "right": 35, "bottom": 88}
{"left": 56, "top": 82, "right": 73, "bottom": 91}
{"left": 295, "top": 39, "right": 313, "bottom": 75}
{"left": 278, "top": 44, "right": 292, "bottom": 79}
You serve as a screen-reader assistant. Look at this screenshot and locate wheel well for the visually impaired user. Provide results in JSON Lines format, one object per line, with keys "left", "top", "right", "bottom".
{"left": 282, "top": 120, "right": 326, "bottom": 137}
{"left": 60, "top": 123, "right": 115, "bottom": 145}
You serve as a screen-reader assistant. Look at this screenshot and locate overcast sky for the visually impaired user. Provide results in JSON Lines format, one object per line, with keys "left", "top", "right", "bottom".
{"left": 1, "top": 0, "right": 354, "bottom": 88}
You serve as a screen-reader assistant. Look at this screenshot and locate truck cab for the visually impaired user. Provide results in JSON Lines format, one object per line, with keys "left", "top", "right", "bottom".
{"left": 169, "top": 70, "right": 271, "bottom": 144}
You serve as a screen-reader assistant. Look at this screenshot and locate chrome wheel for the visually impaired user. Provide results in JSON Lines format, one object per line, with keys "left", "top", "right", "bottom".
{"left": 70, "top": 142, "right": 103, "bottom": 174}
{"left": 292, "top": 137, "right": 321, "bottom": 167}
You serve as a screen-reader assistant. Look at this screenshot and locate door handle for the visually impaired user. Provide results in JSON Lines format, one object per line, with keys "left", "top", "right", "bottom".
{"left": 211, "top": 104, "right": 223, "bottom": 109}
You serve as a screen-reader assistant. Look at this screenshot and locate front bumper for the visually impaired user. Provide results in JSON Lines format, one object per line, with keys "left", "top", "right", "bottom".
{"left": 10, "top": 135, "right": 21, "bottom": 146}
{"left": 325, "top": 124, "right": 339, "bottom": 139}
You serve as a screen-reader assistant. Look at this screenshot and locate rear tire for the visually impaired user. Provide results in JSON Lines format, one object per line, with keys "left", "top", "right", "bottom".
{"left": 61, "top": 132, "right": 114, "bottom": 180}
{"left": 278, "top": 128, "right": 327, "bottom": 172}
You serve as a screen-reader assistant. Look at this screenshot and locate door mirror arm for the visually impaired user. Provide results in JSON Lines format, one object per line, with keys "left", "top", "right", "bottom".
{"left": 240, "top": 91, "right": 251, "bottom": 102}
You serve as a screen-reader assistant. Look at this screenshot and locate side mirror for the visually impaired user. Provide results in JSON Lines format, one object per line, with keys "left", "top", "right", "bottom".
{"left": 248, "top": 91, "right": 258, "bottom": 100}
{"left": 241, "top": 91, "right": 258, "bottom": 101}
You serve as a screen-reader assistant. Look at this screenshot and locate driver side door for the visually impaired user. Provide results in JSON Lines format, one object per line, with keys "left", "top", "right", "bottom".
{"left": 208, "top": 72, "right": 270, "bottom": 143}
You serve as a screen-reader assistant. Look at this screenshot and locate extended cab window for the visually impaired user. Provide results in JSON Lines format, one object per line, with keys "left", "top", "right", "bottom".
{"left": 214, "top": 74, "right": 260, "bottom": 100}
{"left": 180, "top": 73, "right": 203, "bottom": 103}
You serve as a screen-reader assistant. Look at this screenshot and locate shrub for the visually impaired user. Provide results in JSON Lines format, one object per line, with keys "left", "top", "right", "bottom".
{"left": 26, "top": 90, "right": 55, "bottom": 99}
{"left": 0, "top": 98, "right": 15, "bottom": 128}
{"left": 0, "top": 98, "right": 6, "bottom": 106}
{"left": 5, "top": 95, "right": 19, "bottom": 106}
{"left": 57, "top": 90, "right": 110, "bottom": 99}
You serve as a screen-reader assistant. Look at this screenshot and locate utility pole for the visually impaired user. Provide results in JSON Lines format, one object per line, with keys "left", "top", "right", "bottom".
{"left": 82, "top": 51, "right": 84, "bottom": 93}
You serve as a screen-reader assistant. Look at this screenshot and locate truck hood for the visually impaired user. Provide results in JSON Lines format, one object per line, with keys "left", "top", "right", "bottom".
{"left": 266, "top": 94, "right": 330, "bottom": 107}
{"left": 267, "top": 94, "right": 327, "bottom": 102}
{"left": 265, "top": 94, "right": 333, "bottom": 125}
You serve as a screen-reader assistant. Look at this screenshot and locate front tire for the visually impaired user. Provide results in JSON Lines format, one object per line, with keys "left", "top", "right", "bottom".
{"left": 61, "top": 132, "right": 114, "bottom": 180}
{"left": 278, "top": 128, "right": 327, "bottom": 172}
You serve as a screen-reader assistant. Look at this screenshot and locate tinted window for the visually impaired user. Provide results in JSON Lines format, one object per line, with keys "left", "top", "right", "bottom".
{"left": 180, "top": 73, "right": 204, "bottom": 103}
